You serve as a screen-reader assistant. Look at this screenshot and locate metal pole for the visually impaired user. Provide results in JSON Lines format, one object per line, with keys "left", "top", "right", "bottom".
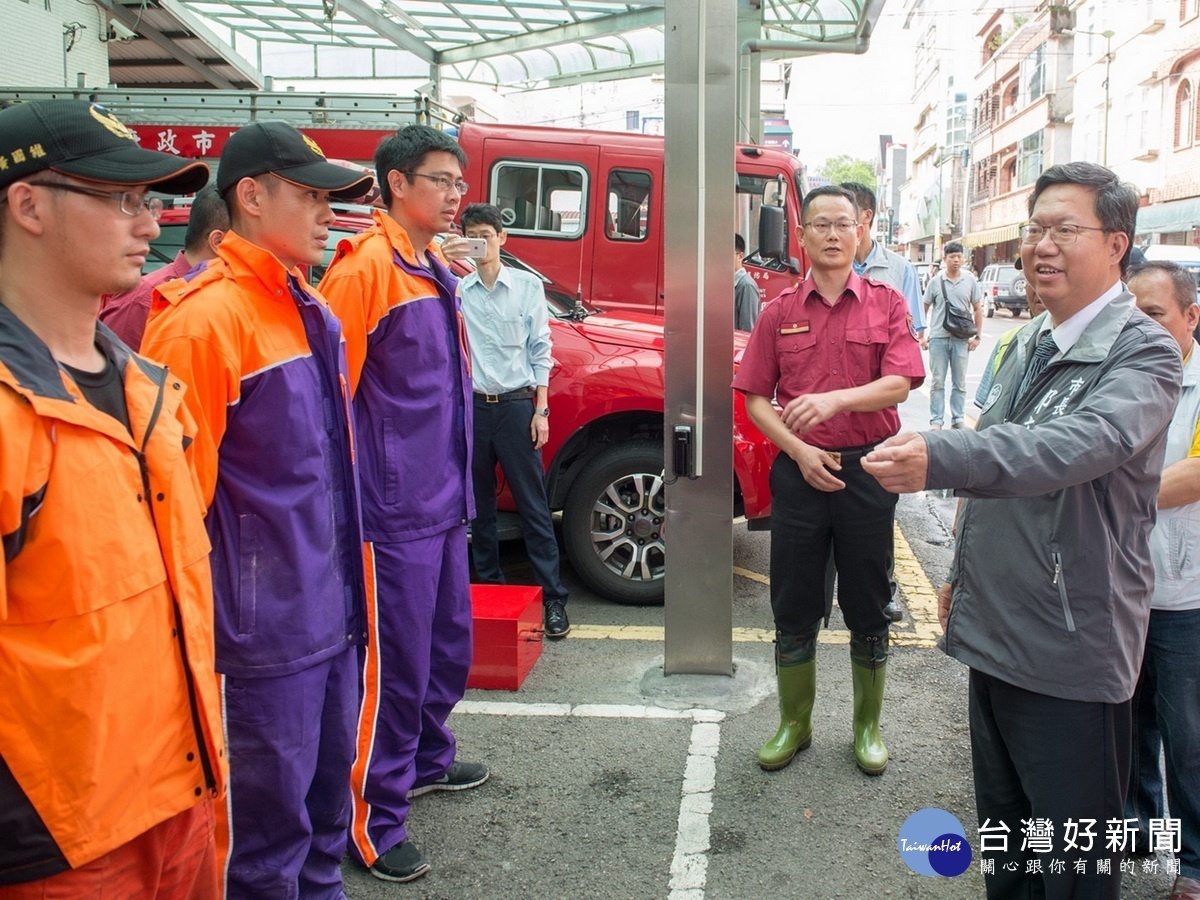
{"left": 663, "top": 0, "right": 736, "bottom": 676}
{"left": 1102, "top": 31, "right": 1114, "bottom": 167}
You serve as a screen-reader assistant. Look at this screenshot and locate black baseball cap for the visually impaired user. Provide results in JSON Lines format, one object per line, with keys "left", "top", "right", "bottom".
{"left": 217, "top": 121, "right": 373, "bottom": 201}
{"left": 0, "top": 100, "right": 208, "bottom": 194}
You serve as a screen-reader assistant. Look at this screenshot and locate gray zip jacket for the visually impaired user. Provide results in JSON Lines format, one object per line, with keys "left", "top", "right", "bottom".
{"left": 925, "top": 292, "right": 1181, "bottom": 703}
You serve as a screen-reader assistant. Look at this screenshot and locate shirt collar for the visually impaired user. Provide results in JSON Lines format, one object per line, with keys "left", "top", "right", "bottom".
{"left": 1048, "top": 280, "right": 1123, "bottom": 355}
{"left": 460, "top": 264, "right": 512, "bottom": 294}
{"left": 799, "top": 268, "right": 865, "bottom": 305}
{"left": 216, "top": 230, "right": 307, "bottom": 296}
{"left": 373, "top": 208, "right": 444, "bottom": 269}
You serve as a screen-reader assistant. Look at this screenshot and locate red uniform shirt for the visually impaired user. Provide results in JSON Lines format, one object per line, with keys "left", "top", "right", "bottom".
{"left": 100, "top": 251, "right": 195, "bottom": 351}
{"left": 732, "top": 271, "right": 925, "bottom": 449}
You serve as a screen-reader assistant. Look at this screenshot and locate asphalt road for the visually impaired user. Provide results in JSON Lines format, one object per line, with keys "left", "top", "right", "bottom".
{"left": 342, "top": 313, "right": 1177, "bottom": 899}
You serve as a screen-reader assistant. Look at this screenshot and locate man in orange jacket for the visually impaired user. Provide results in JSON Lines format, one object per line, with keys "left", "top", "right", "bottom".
{"left": 0, "top": 100, "right": 226, "bottom": 897}
{"left": 143, "top": 122, "right": 373, "bottom": 900}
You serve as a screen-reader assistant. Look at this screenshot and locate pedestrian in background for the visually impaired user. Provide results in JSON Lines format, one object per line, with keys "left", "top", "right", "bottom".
{"left": 864, "top": 162, "right": 1181, "bottom": 898}
{"left": 319, "top": 124, "right": 488, "bottom": 884}
{"left": 733, "top": 185, "right": 924, "bottom": 777}
{"left": 100, "top": 185, "right": 228, "bottom": 350}
{"left": 142, "top": 122, "right": 373, "bottom": 899}
{"left": 460, "top": 202, "right": 571, "bottom": 639}
{"left": 735, "top": 232, "right": 761, "bottom": 331}
{"left": 0, "top": 99, "right": 225, "bottom": 897}
{"left": 841, "top": 181, "right": 925, "bottom": 336}
{"left": 921, "top": 239, "right": 983, "bottom": 430}
{"left": 1126, "top": 260, "right": 1200, "bottom": 900}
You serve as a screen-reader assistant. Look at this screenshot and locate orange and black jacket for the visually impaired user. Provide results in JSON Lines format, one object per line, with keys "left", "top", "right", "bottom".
{"left": 0, "top": 307, "right": 226, "bottom": 884}
{"left": 144, "top": 231, "right": 366, "bottom": 677}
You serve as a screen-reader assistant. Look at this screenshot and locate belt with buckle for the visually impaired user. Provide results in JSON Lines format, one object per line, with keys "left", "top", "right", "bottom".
{"left": 820, "top": 443, "right": 877, "bottom": 465}
{"left": 474, "top": 387, "right": 536, "bottom": 403}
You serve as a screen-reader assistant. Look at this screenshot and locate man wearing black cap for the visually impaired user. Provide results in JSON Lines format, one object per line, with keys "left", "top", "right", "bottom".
{"left": 141, "top": 121, "right": 373, "bottom": 899}
{"left": 0, "top": 100, "right": 226, "bottom": 895}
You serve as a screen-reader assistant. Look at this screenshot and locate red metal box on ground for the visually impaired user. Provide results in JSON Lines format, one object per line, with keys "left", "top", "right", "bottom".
{"left": 467, "top": 584, "right": 543, "bottom": 690}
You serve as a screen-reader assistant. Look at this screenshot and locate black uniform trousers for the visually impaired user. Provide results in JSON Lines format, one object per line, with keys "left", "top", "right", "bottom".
{"left": 470, "top": 394, "right": 568, "bottom": 605}
{"left": 768, "top": 449, "right": 894, "bottom": 638}
{"left": 969, "top": 668, "right": 1131, "bottom": 900}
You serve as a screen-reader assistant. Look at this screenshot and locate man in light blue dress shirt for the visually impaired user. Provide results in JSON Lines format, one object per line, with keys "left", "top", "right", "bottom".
{"left": 459, "top": 202, "right": 570, "bottom": 639}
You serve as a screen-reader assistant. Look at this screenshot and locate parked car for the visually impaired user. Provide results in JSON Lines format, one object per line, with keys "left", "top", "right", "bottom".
{"left": 978, "top": 262, "right": 1027, "bottom": 317}
{"left": 146, "top": 204, "right": 778, "bottom": 605}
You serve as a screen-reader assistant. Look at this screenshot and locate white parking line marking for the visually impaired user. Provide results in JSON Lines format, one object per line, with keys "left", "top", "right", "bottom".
{"left": 453, "top": 701, "right": 725, "bottom": 900}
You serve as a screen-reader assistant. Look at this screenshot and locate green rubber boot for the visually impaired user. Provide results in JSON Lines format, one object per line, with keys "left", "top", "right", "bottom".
{"left": 757, "top": 628, "right": 818, "bottom": 771}
{"left": 850, "top": 632, "right": 889, "bottom": 776}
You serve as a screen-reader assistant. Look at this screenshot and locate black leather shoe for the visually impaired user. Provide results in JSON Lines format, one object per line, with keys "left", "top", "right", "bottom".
{"left": 370, "top": 841, "right": 430, "bottom": 883}
{"left": 545, "top": 602, "right": 570, "bottom": 639}
{"left": 884, "top": 600, "right": 903, "bottom": 623}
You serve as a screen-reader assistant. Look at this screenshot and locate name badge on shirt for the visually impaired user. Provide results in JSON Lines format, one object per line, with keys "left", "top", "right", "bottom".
{"left": 780, "top": 321, "right": 810, "bottom": 335}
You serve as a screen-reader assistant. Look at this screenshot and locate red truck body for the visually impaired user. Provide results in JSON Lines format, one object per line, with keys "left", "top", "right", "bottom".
{"left": 126, "top": 116, "right": 809, "bottom": 318}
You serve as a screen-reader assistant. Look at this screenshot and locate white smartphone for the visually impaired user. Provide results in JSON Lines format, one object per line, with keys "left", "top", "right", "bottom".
{"left": 464, "top": 237, "right": 488, "bottom": 258}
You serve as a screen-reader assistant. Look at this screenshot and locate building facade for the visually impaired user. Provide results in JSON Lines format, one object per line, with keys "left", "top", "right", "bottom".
{"left": 962, "top": 4, "right": 1074, "bottom": 271}
{"left": 898, "top": 0, "right": 977, "bottom": 264}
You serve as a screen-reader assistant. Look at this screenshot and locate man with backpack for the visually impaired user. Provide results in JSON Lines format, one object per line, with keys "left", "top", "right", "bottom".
{"left": 921, "top": 240, "right": 983, "bottom": 430}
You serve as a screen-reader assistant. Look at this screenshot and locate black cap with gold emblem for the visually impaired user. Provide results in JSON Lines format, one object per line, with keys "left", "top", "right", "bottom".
{"left": 0, "top": 100, "right": 209, "bottom": 194}
{"left": 217, "top": 121, "right": 373, "bottom": 202}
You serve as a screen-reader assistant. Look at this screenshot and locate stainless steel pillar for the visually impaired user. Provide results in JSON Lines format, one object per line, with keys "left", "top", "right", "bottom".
{"left": 663, "top": 0, "right": 736, "bottom": 676}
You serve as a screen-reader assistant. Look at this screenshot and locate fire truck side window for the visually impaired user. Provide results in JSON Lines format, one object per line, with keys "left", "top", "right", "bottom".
{"left": 605, "top": 169, "right": 651, "bottom": 242}
{"left": 491, "top": 162, "right": 585, "bottom": 239}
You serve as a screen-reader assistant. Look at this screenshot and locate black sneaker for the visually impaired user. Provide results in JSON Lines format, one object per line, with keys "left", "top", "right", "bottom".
{"left": 407, "top": 760, "right": 489, "bottom": 799}
{"left": 370, "top": 841, "right": 430, "bottom": 883}
{"left": 884, "top": 600, "right": 903, "bottom": 623}
{"left": 544, "top": 602, "right": 570, "bottom": 639}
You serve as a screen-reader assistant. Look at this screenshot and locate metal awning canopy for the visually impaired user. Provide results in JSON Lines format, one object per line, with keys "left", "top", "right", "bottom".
{"left": 95, "top": 0, "right": 883, "bottom": 92}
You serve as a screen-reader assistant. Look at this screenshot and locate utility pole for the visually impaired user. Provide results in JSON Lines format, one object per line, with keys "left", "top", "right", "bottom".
{"left": 1065, "top": 28, "right": 1116, "bottom": 166}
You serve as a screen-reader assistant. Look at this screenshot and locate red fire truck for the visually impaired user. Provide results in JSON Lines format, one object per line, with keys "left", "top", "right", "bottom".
{"left": 4, "top": 88, "right": 809, "bottom": 317}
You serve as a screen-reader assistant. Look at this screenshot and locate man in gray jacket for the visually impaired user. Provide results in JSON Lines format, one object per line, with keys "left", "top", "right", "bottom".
{"left": 863, "top": 162, "right": 1181, "bottom": 899}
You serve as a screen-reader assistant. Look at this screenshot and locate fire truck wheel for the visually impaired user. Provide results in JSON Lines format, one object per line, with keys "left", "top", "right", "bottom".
{"left": 563, "top": 441, "right": 666, "bottom": 606}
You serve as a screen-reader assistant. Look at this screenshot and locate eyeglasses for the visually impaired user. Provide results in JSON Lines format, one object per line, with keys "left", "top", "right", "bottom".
{"left": 404, "top": 171, "right": 469, "bottom": 196}
{"left": 802, "top": 219, "right": 857, "bottom": 236}
{"left": 26, "top": 181, "right": 164, "bottom": 220}
{"left": 1020, "top": 223, "right": 1109, "bottom": 245}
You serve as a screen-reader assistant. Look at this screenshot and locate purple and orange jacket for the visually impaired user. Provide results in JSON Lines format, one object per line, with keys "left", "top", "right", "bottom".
{"left": 0, "top": 309, "right": 225, "bottom": 883}
{"left": 319, "top": 210, "right": 474, "bottom": 542}
{"left": 143, "top": 231, "right": 366, "bottom": 678}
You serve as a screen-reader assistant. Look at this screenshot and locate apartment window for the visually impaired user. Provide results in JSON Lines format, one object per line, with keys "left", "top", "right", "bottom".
{"left": 1177, "top": 81, "right": 1194, "bottom": 148}
{"left": 1019, "top": 44, "right": 1046, "bottom": 108}
{"left": 982, "top": 26, "right": 1001, "bottom": 64}
{"left": 1182, "top": 0, "right": 1200, "bottom": 21}
{"left": 1195, "top": 84, "right": 1200, "bottom": 144}
{"left": 1016, "top": 130, "right": 1044, "bottom": 186}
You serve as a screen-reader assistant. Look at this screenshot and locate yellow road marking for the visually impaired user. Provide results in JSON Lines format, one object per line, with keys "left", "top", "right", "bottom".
{"left": 570, "top": 523, "right": 942, "bottom": 649}
{"left": 731, "top": 566, "right": 769, "bottom": 586}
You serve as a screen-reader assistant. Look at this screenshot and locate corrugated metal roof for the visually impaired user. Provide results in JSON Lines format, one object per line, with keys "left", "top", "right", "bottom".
{"left": 96, "top": 0, "right": 881, "bottom": 92}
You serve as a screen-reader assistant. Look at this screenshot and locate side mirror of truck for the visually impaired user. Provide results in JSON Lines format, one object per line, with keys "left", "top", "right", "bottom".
{"left": 758, "top": 205, "right": 787, "bottom": 262}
